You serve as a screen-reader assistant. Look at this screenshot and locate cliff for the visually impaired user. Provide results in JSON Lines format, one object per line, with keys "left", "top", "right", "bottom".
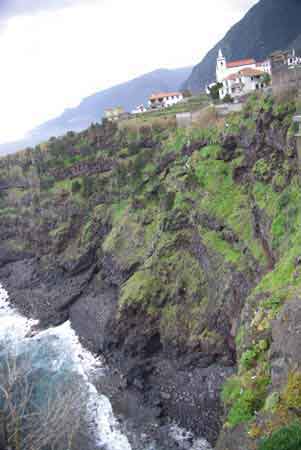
{"left": 0, "top": 92, "right": 300, "bottom": 450}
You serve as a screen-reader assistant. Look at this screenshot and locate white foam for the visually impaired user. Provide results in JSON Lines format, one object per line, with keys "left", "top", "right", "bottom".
{"left": 169, "top": 424, "right": 212, "bottom": 450}
{"left": 0, "top": 284, "right": 38, "bottom": 341}
{"left": 0, "top": 284, "right": 131, "bottom": 450}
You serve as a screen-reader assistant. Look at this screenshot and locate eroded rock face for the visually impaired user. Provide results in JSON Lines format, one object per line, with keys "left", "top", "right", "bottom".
{"left": 0, "top": 98, "right": 299, "bottom": 449}
{"left": 271, "top": 297, "right": 301, "bottom": 389}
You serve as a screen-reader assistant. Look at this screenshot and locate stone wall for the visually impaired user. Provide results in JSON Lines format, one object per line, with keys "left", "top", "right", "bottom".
{"left": 271, "top": 50, "right": 301, "bottom": 96}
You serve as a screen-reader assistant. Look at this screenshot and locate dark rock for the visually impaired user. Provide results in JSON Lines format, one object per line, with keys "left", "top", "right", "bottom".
{"left": 271, "top": 297, "right": 301, "bottom": 389}
{"left": 220, "top": 135, "right": 238, "bottom": 161}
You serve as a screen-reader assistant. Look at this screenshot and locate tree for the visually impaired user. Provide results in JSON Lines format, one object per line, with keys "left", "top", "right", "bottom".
{"left": 182, "top": 89, "right": 192, "bottom": 98}
{"left": 0, "top": 344, "right": 87, "bottom": 450}
{"left": 209, "top": 82, "right": 223, "bottom": 101}
{"left": 263, "top": 73, "right": 271, "bottom": 86}
{"left": 71, "top": 180, "right": 82, "bottom": 194}
{"left": 223, "top": 94, "right": 234, "bottom": 104}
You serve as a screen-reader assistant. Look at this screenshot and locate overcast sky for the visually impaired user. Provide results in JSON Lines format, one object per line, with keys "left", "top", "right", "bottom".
{"left": 0, "top": 0, "right": 258, "bottom": 144}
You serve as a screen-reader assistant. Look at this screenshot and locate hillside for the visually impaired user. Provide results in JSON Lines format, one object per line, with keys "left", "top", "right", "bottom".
{"left": 183, "top": 0, "right": 301, "bottom": 93}
{"left": 0, "top": 91, "right": 301, "bottom": 449}
{"left": 0, "top": 66, "right": 191, "bottom": 156}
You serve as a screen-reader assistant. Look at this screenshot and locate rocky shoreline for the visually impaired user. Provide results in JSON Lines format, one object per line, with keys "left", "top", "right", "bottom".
{"left": 0, "top": 248, "right": 224, "bottom": 450}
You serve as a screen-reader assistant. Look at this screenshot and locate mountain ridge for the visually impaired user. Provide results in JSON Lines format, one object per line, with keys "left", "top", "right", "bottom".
{"left": 0, "top": 66, "right": 191, "bottom": 156}
{"left": 183, "top": 0, "right": 301, "bottom": 93}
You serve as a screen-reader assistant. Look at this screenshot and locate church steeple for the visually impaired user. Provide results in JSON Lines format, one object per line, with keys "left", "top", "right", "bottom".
{"left": 216, "top": 49, "right": 226, "bottom": 83}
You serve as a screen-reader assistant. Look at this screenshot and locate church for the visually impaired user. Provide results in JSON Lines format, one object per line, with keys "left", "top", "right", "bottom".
{"left": 215, "top": 49, "right": 271, "bottom": 100}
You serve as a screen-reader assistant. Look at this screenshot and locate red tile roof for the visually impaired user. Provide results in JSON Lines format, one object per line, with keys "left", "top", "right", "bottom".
{"left": 226, "top": 58, "right": 256, "bottom": 68}
{"left": 239, "top": 67, "right": 265, "bottom": 77}
{"left": 225, "top": 73, "right": 239, "bottom": 81}
{"left": 225, "top": 67, "right": 264, "bottom": 81}
{"left": 149, "top": 92, "right": 182, "bottom": 101}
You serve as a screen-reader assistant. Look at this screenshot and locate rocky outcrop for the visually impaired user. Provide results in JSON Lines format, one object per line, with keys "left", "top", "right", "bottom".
{"left": 50, "top": 157, "right": 116, "bottom": 181}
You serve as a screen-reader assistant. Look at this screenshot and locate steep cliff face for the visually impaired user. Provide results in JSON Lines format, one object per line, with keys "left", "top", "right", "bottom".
{"left": 183, "top": 0, "right": 301, "bottom": 93}
{"left": 0, "top": 93, "right": 299, "bottom": 449}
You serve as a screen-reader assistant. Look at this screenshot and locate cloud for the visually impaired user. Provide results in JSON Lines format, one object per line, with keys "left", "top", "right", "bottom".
{"left": 0, "top": 0, "right": 96, "bottom": 22}
{"left": 229, "top": 0, "right": 259, "bottom": 10}
{"left": 0, "top": 0, "right": 259, "bottom": 144}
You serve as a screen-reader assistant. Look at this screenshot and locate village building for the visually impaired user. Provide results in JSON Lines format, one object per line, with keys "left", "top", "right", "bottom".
{"left": 256, "top": 59, "right": 272, "bottom": 73}
{"left": 215, "top": 49, "right": 271, "bottom": 99}
{"left": 148, "top": 92, "right": 183, "bottom": 109}
{"left": 220, "top": 67, "right": 267, "bottom": 100}
{"left": 132, "top": 104, "right": 147, "bottom": 114}
{"left": 270, "top": 49, "right": 301, "bottom": 95}
{"left": 104, "top": 106, "right": 125, "bottom": 121}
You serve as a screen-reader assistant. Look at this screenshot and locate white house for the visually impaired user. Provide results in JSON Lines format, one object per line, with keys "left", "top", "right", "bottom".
{"left": 215, "top": 49, "right": 271, "bottom": 99}
{"left": 288, "top": 49, "right": 301, "bottom": 67}
{"left": 256, "top": 60, "right": 272, "bottom": 74}
{"left": 220, "top": 67, "right": 267, "bottom": 100}
{"left": 104, "top": 106, "right": 125, "bottom": 121}
{"left": 148, "top": 92, "right": 183, "bottom": 109}
{"left": 132, "top": 104, "right": 147, "bottom": 114}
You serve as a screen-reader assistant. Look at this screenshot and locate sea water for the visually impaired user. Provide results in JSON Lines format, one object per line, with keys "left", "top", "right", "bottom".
{"left": 0, "top": 284, "right": 131, "bottom": 450}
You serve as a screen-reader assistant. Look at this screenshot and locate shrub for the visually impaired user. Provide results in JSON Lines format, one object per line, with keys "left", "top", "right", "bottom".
{"left": 223, "top": 94, "right": 234, "bottom": 104}
{"left": 263, "top": 392, "right": 280, "bottom": 413}
{"left": 209, "top": 83, "right": 223, "bottom": 101}
{"left": 259, "top": 422, "right": 301, "bottom": 450}
{"left": 283, "top": 372, "right": 301, "bottom": 409}
{"left": 227, "top": 388, "right": 260, "bottom": 427}
{"left": 40, "top": 176, "right": 56, "bottom": 190}
{"left": 278, "top": 191, "right": 291, "bottom": 210}
{"left": 71, "top": 180, "right": 82, "bottom": 194}
{"left": 240, "top": 347, "right": 259, "bottom": 370}
{"left": 182, "top": 89, "right": 192, "bottom": 98}
{"left": 263, "top": 73, "right": 271, "bottom": 86}
{"left": 222, "top": 377, "right": 242, "bottom": 406}
{"left": 253, "top": 159, "right": 270, "bottom": 181}
{"left": 82, "top": 176, "right": 94, "bottom": 198}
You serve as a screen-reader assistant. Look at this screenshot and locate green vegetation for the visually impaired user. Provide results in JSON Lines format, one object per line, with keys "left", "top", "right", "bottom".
{"left": 222, "top": 369, "right": 270, "bottom": 428}
{"left": 253, "top": 159, "right": 271, "bottom": 181}
{"left": 208, "top": 83, "right": 223, "bottom": 101}
{"left": 259, "top": 422, "right": 301, "bottom": 450}
{"left": 71, "top": 180, "right": 81, "bottom": 194}
{"left": 283, "top": 372, "right": 301, "bottom": 410}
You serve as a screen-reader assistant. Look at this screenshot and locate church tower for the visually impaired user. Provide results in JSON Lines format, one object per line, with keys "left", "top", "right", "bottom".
{"left": 216, "top": 49, "right": 227, "bottom": 83}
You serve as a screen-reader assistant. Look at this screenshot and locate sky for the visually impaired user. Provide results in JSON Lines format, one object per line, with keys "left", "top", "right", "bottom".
{"left": 0, "top": 0, "right": 258, "bottom": 144}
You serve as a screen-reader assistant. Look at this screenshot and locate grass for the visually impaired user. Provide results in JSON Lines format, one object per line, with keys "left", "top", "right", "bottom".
{"left": 201, "top": 229, "right": 241, "bottom": 264}
{"left": 223, "top": 369, "right": 270, "bottom": 428}
{"left": 0, "top": 207, "right": 18, "bottom": 216}
{"left": 193, "top": 146, "right": 266, "bottom": 266}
